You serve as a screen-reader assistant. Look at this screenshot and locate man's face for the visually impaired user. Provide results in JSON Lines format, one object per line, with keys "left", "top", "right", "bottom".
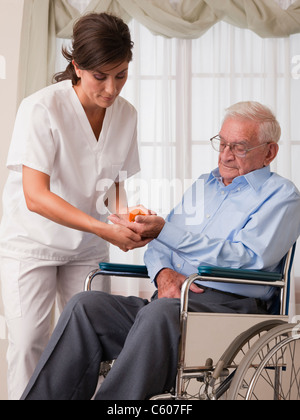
{"left": 218, "top": 118, "right": 279, "bottom": 186}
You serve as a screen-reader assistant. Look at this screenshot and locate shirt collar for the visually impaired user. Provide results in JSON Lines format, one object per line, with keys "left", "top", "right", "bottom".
{"left": 211, "top": 166, "right": 272, "bottom": 191}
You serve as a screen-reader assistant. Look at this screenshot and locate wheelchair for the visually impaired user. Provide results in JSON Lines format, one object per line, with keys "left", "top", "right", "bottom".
{"left": 84, "top": 244, "right": 299, "bottom": 400}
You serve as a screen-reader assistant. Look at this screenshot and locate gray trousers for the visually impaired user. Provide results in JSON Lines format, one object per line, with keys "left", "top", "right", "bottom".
{"left": 21, "top": 289, "right": 268, "bottom": 400}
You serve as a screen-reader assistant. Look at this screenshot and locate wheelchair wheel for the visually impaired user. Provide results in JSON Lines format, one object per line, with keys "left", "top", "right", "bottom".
{"left": 228, "top": 323, "right": 300, "bottom": 400}
{"left": 210, "top": 320, "right": 286, "bottom": 400}
{"left": 176, "top": 320, "right": 285, "bottom": 400}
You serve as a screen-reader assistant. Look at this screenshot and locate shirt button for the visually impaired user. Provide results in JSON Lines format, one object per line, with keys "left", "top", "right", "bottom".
{"left": 206, "top": 214, "right": 211, "bottom": 219}
{"left": 177, "top": 264, "right": 181, "bottom": 269}
{"left": 221, "top": 191, "right": 225, "bottom": 195}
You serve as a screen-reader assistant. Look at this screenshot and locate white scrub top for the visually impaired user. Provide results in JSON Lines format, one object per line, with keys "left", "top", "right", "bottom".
{"left": 0, "top": 80, "right": 140, "bottom": 261}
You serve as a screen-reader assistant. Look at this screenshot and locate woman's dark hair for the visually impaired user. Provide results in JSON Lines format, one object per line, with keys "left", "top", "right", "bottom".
{"left": 54, "top": 13, "right": 134, "bottom": 85}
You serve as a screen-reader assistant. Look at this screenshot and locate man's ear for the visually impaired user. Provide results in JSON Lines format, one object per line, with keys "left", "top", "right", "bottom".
{"left": 264, "top": 142, "right": 279, "bottom": 167}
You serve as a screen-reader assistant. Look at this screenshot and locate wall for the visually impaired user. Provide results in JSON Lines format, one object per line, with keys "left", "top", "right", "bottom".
{"left": 0, "top": 0, "right": 25, "bottom": 400}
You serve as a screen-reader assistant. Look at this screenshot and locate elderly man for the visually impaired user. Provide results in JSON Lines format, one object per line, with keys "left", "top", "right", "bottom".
{"left": 21, "top": 102, "right": 300, "bottom": 400}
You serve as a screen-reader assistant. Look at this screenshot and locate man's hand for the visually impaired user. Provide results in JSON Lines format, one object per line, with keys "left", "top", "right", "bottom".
{"left": 108, "top": 207, "right": 165, "bottom": 240}
{"left": 130, "top": 215, "right": 165, "bottom": 239}
{"left": 156, "top": 268, "right": 205, "bottom": 299}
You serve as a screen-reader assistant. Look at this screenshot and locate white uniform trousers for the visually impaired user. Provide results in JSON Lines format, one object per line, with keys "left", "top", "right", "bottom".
{"left": 0, "top": 255, "right": 110, "bottom": 400}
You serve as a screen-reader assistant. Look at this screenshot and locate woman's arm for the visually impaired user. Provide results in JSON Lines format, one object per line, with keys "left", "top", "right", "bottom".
{"left": 22, "top": 166, "right": 150, "bottom": 252}
{"left": 105, "top": 181, "right": 128, "bottom": 215}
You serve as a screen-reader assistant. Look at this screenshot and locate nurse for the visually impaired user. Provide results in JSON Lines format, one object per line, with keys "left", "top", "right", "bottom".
{"left": 0, "top": 13, "right": 150, "bottom": 400}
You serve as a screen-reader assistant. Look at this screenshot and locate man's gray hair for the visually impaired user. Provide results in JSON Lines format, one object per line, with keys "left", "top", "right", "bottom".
{"left": 224, "top": 101, "right": 281, "bottom": 144}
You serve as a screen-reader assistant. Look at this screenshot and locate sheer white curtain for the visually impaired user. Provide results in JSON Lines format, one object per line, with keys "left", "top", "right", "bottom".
{"left": 60, "top": 0, "right": 300, "bottom": 304}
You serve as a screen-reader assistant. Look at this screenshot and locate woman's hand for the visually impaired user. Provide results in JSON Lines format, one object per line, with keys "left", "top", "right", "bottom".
{"left": 108, "top": 206, "right": 165, "bottom": 239}
{"left": 109, "top": 213, "right": 166, "bottom": 239}
{"left": 98, "top": 222, "right": 152, "bottom": 252}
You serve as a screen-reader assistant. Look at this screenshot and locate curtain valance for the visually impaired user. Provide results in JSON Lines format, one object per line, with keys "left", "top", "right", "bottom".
{"left": 18, "top": 0, "right": 300, "bottom": 100}
{"left": 54, "top": 0, "right": 300, "bottom": 39}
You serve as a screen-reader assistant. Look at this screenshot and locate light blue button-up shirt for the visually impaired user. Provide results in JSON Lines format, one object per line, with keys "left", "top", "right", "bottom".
{"left": 144, "top": 167, "right": 300, "bottom": 301}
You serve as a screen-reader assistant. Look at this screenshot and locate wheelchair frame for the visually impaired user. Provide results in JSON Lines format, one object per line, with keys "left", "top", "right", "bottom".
{"left": 84, "top": 244, "right": 299, "bottom": 400}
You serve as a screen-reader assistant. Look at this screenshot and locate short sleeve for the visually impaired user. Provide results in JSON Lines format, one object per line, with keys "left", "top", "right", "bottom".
{"left": 7, "top": 99, "right": 56, "bottom": 176}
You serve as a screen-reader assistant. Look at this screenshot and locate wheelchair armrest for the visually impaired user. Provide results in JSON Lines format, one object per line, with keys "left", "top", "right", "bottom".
{"left": 180, "top": 267, "right": 285, "bottom": 314}
{"left": 98, "top": 263, "right": 149, "bottom": 278}
{"left": 84, "top": 263, "right": 149, "bottom": 291}
{"left": 197, "top": 266, "right": 283, "bottom": 282}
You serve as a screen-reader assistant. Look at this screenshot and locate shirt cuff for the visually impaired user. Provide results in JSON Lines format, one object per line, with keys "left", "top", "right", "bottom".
{"left": 145, "top": 258, "right": 174, "bottom": 283}
{"left": 144, "top": 242, "right": 174, "bottom": 283}
{"left": 157, "top": 221, "right": 183, "bottom": 251}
